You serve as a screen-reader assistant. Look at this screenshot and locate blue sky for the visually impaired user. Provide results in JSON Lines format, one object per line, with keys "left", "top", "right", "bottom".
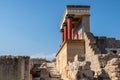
{"left": 0, "top": 0, "right": 120, "bottom": 59}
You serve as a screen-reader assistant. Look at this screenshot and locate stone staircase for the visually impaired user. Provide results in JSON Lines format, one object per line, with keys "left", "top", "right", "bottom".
{"left": 84, "top": 32, "right": 101, "bottom": 54}
{"left": 32, "top": 62, "right": 62, "bottom": 80}
{"left": 47, "top": 62, "right": 62, "bottom": 80}
{"left": 84, "top": 32, "right": 102, "bottom": 76}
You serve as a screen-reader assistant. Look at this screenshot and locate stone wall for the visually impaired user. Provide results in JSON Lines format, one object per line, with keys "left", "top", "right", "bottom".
{"left": 67, "top": 40, "right": 85, "bottom": 62}
{"left": 105, "top": 58, "right": 120, "bottom": 80}
{"left": 98, "top": 52, "right": 119, "bottom": 68}
{"left": 67, "top": 60, "right": 94, "bottom": 80}
{"left": 96, "top": 36, "right": 120, "bottom": 54}
{"left": 56, "top": 40, "right": 85, "bottom": 79}
{"left": 56, "top": 42, "right": 67, "bottom": 79}
{"left": 84, "top": 32, "right": 120, "bottom": 80}
{"left": 0, "top": 56, "right": 31, "bottom": 80}
{"left": 84, "top": 32, "right": 101, "bottom": 75}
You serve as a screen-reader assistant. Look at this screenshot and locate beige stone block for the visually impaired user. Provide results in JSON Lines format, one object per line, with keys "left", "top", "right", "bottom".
{"left": 40, "top": 68, "right": 49, "bottom": 78}
{"left": 108, "top": 58, "right": 120, "bottom": 65}
{"left": 80, "top": 61, "right": 91, "bottom": 70}
{"left": 111, "top": 77, "right": 120, "bottom": 80}
{"left": 111, "top": 72, "right": 120, "bottom": 77}
{"left": 106, "top": 65, "right": 120, "bottom": 72}
{"left": 81, "top": 70, "right": 94, "bottom": 78}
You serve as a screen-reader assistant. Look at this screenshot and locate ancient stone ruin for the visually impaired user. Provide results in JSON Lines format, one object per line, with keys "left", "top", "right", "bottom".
{"left": 0, "top": 5, "right": 120, "bottom": 80}
{"left": 55, "top": 5, "right": 120, "bottom": 80}
{"left": 0, "top": 56, "right": 31, "bottom": 80}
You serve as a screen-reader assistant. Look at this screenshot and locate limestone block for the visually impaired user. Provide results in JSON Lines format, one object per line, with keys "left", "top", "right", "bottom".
{"left": 104, "top": 58, "right": 120, "bottom": 80}
{"left": 106, "top": 66, "right": 120, "bottom": 72}
{"left": 111, "top": 77, "right": 120, "bottom": 80}
{"left": 0, "top": 56, "right": 30, "bottom": 80}
{"left": 81, "top": 70, "right": 94, "bottom": 78}
{"left": 72, "top": 61, "right": 80, "bottom": 70}
{"left": 80, "top": 61, "right": 91, "bottom": 70}
{"left": 40, "top": 68, "right": 49, "bottom": 79}
{"left": 74, "top": 54, "right": 84, "bottom": 61}
{"left": 107, "top": 58, "right": 120, "bottom": 65}
{"left": 111, "top": 72, "right": 120, "bottom": 78}
{"left": 97, "top": 69, "right": 110, "bottom": 79}
{"left": 67, "top": 60, "right": 94, "bottom": 80}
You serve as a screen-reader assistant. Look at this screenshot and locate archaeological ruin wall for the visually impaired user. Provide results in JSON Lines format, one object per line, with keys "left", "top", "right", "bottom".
{"left": 56, "top": 40, "right": 85, "bottom": 79}
{"left": 84, "top": 32, "right": 120, "bottom": 79}
{"left": 96, "top": 36, "right": 120, "bottom": 54}
{"left": 0, "top": 56, "right": 31, "bottom": 80}
{"left": 84, "top": 32, "right": 101, "bottom": 73}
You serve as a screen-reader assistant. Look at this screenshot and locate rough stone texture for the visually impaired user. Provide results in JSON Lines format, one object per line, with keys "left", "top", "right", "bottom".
{"left": 47, "top": 62, "right": 61, "bottom": 79}
{"left": 105, "top": 58, "right": 120, "bottom": 80}
{"left": 84, "top": 32, "right": 120, "bottom": 80}
{"left": 56, "top": 32, "right": 120, "bottom": 80}
{"left": 56, "top": 40, "right": 85, "bottom": 79}
{"left": 96, "top": 37, "right": 120, "bottom": 53}
{"left": 98, "top": 52, "right": 120, "bottom": 68}
{"left": 94, "top": 68, "right": 110, "bottom": 80}
{"left": 84, "top": 32, "right": 101, "bottom": 76}
{"left": 56, "top": 43, "right": 67, "bottom": 79}
{"left": 74, "top": 54, "right": 84, "bottom": 62}
{"left": 40, "top": 68, "right": 49, "bottom": 80}
{"left": 0, "top": 56, "right": 31, "bottom": 80}
{"left": 67, "top": 61, "right": 94, "bottom": 80}
{"left": 32, "top": 62, "right": 62, "bottom": 80}
{"left": 56, "top": 5, "right": 120, "bottom": 80}
{"left": 67, "top": 41, "right": 85, "bottom": 62}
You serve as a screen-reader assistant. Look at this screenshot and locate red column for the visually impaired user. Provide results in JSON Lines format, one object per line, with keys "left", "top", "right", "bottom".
{"left": 77, "top": 34, "right": 79, "bottom": 39}
{"left": 66, "top": 15, "right": 73, "bottom": 40}
{"left": 61, "top": 29, "right": 64, "bottom": 43}
{"left": 63, "top": 23, "right": 67, "bottom": 41}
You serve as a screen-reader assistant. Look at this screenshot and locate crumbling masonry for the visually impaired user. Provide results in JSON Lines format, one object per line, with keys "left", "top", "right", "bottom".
{"left": 0, "top": 56, "right": 31, "bottom": 80}
{"left": 0, "top": 5, "right": 120, "bottom": 80}
{"left": 56, "top": 5, "right": 120, "bottom": 80}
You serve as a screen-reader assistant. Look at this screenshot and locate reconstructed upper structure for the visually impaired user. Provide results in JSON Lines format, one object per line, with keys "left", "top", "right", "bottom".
{"left": 56, "top": 5, "right": 120, "bottom": 80}
{"left": 56, "top": 5, "right": 91, "bottom": 78}
{"left": 60, "top": 5, "right": 90, "bottom": 41}
{"left": 0, "top": 5, "right": 120, "bottom": 80}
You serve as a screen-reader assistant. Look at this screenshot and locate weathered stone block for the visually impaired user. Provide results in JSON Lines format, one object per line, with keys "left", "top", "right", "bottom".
{"left": 40, "top": 68, "right": 49, "bottom": 79}
{"left": 0, "top": 56, "right": 31, "bottom": 80}
{"left": 81, "top": 70, "right": 94, "bottom": 78}
{"left": 80, "top": 61, "right": 91, "bottom": 70}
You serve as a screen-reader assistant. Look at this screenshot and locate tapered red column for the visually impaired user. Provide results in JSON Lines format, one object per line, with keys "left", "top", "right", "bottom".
{"left": 63, "top": 23, "right": 67, "bottom": 41}
{"left": 61, "top": 29, "right": 64, "bottom": 43}
{"left": 66, "top": 14, "right": 73, "bottom": 40}
{"left": 77, "top": 34, "right": 79, "bottom": 39}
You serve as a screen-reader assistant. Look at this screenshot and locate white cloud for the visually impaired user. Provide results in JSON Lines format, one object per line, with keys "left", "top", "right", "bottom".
{"left": 0, "top": 49, "right": 56, "bottom": 61}
{"left": 30, "top": 53, "right": 56, "bottom": 61}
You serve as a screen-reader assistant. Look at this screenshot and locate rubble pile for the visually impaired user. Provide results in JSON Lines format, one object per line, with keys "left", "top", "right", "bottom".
{"left": 105, "top": 58, "right": 120, "bottom": 80}
{"left": 67, "top": 61, "right": 94, "bottom": 80}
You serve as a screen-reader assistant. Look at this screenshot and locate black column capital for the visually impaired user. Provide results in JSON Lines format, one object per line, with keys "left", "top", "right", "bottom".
{"left": 63, "top": 22, "right": 67, "bottom": 26}
{"left": 60, "top": 29, "right": 64, "bottom": 32}
{"left": 66, "top": 14, "right": 74, "bottom": 19}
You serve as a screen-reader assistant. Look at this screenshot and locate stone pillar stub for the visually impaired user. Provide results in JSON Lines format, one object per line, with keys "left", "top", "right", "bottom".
{"left": 81, "top": 15, "right": 90, "bottom": 38}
